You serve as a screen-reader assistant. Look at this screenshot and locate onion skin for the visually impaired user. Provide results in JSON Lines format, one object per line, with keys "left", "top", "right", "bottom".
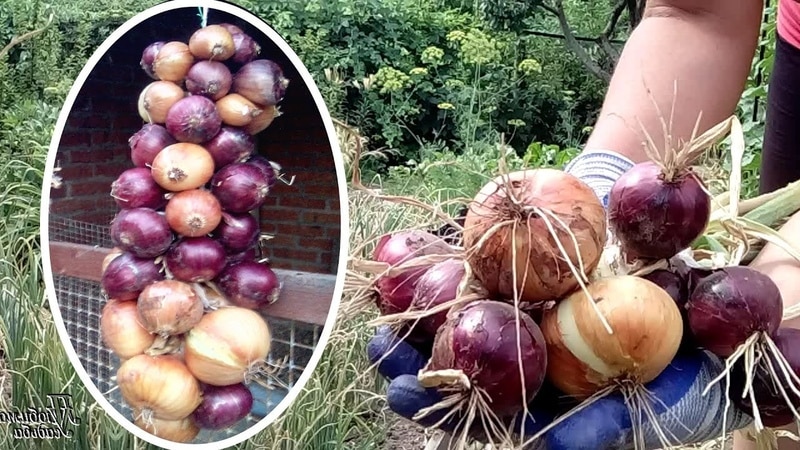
{"left": 129, "top": 124, "right": 176, "bottom": 167}
{"left": 151, "top": 143, "right": 215, "bottom": 192}
{"left": 138, "top": 81, "right": 185, "bottom": 124}
{"left": 218, "top": 23, "right": 244, "bottom": 35}
{"left": 165, "top": 96, "right": 223, "bottom": 144}
{"left": 243, "top": 105, "right": 280, "bottom": 135}
{"left": 409, "top": 258, "right": 466, "bottom": 339}
{"left": 191, "top": 383, "right": 254, "bottom": 429}
{"left": 463, "top": 169, "right": 606, "bottom": 305}
{"left": 212, "top": 212, "right": 260, "bottom": 253}
{"left": 425, "top": 300, "right": 547, "bottom": 418}
{"left": 232, "top": 60, "right": 289, "bottom": 106}
{"left": 540, "top": 275, "right": 683, "bottom": 399}
{"left": 110, "top": 208, "right": 174, "bottom": 258}
{"left": 641, "top": 268, "right": 695, "bottom": 349}
{"left": 134, "top": 416, "right": 199, "bottom": 443}
{"left": 686, "top": 266, "right": 783, "bottom": 358}
{"left": 204, "top": 126, "right": 255, "bottom": 168}
{"left": 137, "top": 279, "right": 205, "bottom": 337}
{"left": 101, "top": 247, "right": 124, "bottom": 275}
{"left": 730, "top": 327, "right": 800, "bottom": 427}
{"left": 188, "top": 25, "right": 235, "bottom": 60}
{"left": 229, "top": 32, "right": 261, "bottom": 64}
{"left": 185, "top": 60, "right": 233, "bottom": 101}
{"left": 246, "top": 155, "right": 281, "bottom": 188}
{"left": 165, "top": 189, "right": 223, "bottom": 237}
{"left": 153, "top": 41, "right": 195, "bottom": 82}
{"left": 111, "top": 168, "right": 168, "bottom": 210}
{"left": 215, "top": 260, "right": 280, "bottom": 309}
{"left": 117, "top": 354, "right": 202, "bottom": 421}
{"left": 100, "top": 252, "right": 164, "bottom": 301}
{"left": 216, "top": 93, "right": 263, "bottom": 127}
{"left": 607, "top": 162, "right": 711, "bottom": 260}
{"left": 210, "top": 163, "right": 271, "bottom": 213}
{"left": 100, "top": 299, "right": 156, "bottom": 359}
{"left": 183, "top": 307, "right": 272, "bottom": 386}
{"left": 372, "top": 230, "right": 454, "bottom": 315}
{"left": 165, "top": 236, "right": 227, "bottom": 283}
{"left": 140, "top": 41, "right": 165, "bottom": 80}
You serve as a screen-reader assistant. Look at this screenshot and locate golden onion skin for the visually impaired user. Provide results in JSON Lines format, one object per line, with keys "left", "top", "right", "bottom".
{"left": 540, "top": 275, "right": 683, "bottom": 399}
{"left": 463, "top": 169, "right": 606, "bottom": 305}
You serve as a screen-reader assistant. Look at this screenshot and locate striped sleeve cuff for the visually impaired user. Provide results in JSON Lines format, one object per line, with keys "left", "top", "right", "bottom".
{"left": 564, "top": 149, "right": 635, "bottom": 207}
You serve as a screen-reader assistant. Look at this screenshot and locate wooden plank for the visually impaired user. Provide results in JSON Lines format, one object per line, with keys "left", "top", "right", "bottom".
{"left": 48, "top": 241, "right": 337, "bottom": 326}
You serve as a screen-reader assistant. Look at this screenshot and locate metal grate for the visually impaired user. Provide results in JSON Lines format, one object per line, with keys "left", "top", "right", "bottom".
{"left": 48, "top": 215, "right": 322, "bottom": 442}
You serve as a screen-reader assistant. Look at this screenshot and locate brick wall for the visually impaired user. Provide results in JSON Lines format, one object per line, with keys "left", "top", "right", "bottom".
{"left": 49, "top": 7, "right": 342, "bottom": 275}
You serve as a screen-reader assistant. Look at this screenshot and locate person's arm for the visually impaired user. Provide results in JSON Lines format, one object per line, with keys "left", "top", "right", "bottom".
{"left": 586, "top": 0, "right": 764, "bottom": 163}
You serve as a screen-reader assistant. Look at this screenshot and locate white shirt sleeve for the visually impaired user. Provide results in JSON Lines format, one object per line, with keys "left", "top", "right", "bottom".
{"left": 564, "top": 149, "right": 635, "bottom": 207}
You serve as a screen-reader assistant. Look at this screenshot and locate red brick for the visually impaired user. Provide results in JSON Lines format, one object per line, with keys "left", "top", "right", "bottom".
{"left": 69, "top": 179, "right": 113, "bottom": 197}
{"left": 57, "top": 164, "right": 94, "bottom": 179}
{"left": 91, "top": 131, "right": 110, "bottom": 146}
{"left": 320, "top": 251, "right": 333, "bottom": 267}
{"left": 260, "top": 207, "right": 301, "bottom": 223}
{"left": 302, "top": 211, "right": 341, "bottom": 224}
{"left": 276, "top": 223, "right": 325, "bottom": 237}
{"left": 302, "top": 237, "right": 335, "bottom": 251}
{"left": 49, "top": 197, "right": 98, "bottom": 214}
{"left": 327, "top": 198, "right": 340, "bottom": 210}
{"left": 259, "top": 223, "right": 278, "bottom": 233}
{"left": 95, "top": 162, "right": 134, "bottom": 177}
{"left": 59, "top": 131, "right": 91, "bottom": 147}
{"left": 279, "top": 248, "right": 320, "bottom": 263}
{"left": 303, "top": 184, "right": 339, "bottom": 196}
{"left": 70, "top": 149, "right": 116, "bottom": 164}
{"left": 278, "top": 196, "right": 327, "bottom": 209}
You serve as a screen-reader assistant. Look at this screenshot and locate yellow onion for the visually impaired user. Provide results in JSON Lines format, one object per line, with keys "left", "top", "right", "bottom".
{"left": 153, "top": 41, "right": 194, "bottom": 82}
{"left": 138, "top": 81, "right": 185, "bottom": 124}
{"left": 184, "top": 307, "right": 271, "bottom": 386}
{"left": 462, "top": 169, "right": 606, "bottom": 306}
{"left": 150, "top": 143, "right": 215, "bottom": 192}
{"left": 216, "top": 93, "right": 263, "bottom": 127}
{"left": 100, "top": 299, "right": 156, "bottom": 359}
{"left": 243, "top": 105, "right": 280, "bottom": 135}
{"left": 134, "top": 415, "right": 199, "bottom": 443}
{"left": 117, "top": 354, "right": 202, "bottom": 421}
{"left": 137, "top": 279, "right": 204, "bottom": 337}
{"left": 188, "top": 25, "right": 235, "bottom": 60}
{"left": 540, "top": 275, "right": 683, "bottom": 399}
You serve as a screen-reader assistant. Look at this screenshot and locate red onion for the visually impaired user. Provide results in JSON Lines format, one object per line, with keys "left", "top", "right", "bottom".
{"left": 185, "top": 61, "right": 233, "bottom": 101}
{"left": 246, "top": 154, "right": 281, "bottom": 188}
{"left": 129, "top": 124, "right": 177, "bottom": 168}
{"left": 409, "top": 258, "right": 465, "bottom": 339}
{"left": 212, "top": 212, "right": 259, "bottom": 253}
{"left": 101, "top": 252, "right": 164, "bottom": 301}
{"left": 608, "top": 161, "right": 711, "bottom": 260}
{"left": 210, "top": 163, "right": 270, "bottom": 213}
{"left": 232, "top": 60, "right": 289, "bottom": 106}
{"left": 165, "top": 236, "right": 227, "bottom": 283}
{"left": 217, "top": 23, "right": 244, "bottom": 35}
{"left": 205, "top": 127, "right": 255, "bottom": 168}
{"left": 110, "top": 208, "right": 174, "bottom": 258}
{"left": 140, "top": 41, "right": 165, "bottom": 79}
{"left": 215, "top": 260, "right": 280, "bottom": 309}
{"left": 165, "top": 96, "right": 222, "bottom": 144}
{"left": 191, "top": 383, "right": 253, "bottom": 429}
{"left": 111, "top": 168, "right": 168, "bottom": 210}
{"left": 372, "top": 230, "right": 454, "bottom": 315}
{"left": 226, "top": 246, "right": 258, "bottom": 263}
{"left": 229, "top": 33, "right": 260, "bottom": 65}
{"left": 686, "top": 266, "right": 783, "bottom": 357}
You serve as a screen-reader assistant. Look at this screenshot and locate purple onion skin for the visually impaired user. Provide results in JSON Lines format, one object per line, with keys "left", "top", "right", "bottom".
{"left": 210, "top": 163, "right": 271, "bottom": 213}
{"left": 641, "top": 268, "right": 696, "bottom": 349}
{"left": 212, "top": 212, "right": 259, "bottom": 253}
{"left": 205, "top": 127, "right": 255, "bottom": 168}
{"left": 686, "top": 266, "right": 783, "bottom": 358}
{"left": 110, "top": 208, "right": 174, "bottom": 258}
{"left": 140, "top": 41, "right": 165, "bottom": 79}
{"left": 129, "top": 124, "right": 176, "bottom": 167}
{"left": 409, "top": 258, "right": 465, "bottom": 339}
{"left": 215, "top": 260, "right": 280, "bottom": 309}
{"left": 226, "top": 246, "right": 258, "bottom": 263}
{"left": 165, "top": 236, "right": 227, "bottom": 282}
{"left": 230, "top": 33, "right": 260, "bottom": 64}
{"left": 101, "top": 252, "right": 164, "bottom": 300}
{"left": 730, "top": 327, "right": 800, "bottom": 427}
{"left": 428, "top": 300, "right": 547, "bottom": 418}
{"left": 185, "top": 60, "right": 233, "bottom": 101}
{"left": 192, "top": 383, "right": 254, "bottom": 429}
{"left": 246, "top": 154, "right": 280, "bottom": 188}
{"left": 232, "top": 59, "right": 288, "bottom": 106}
{"left": 165, "top": 96, "right": 222, "bottom": 144}
{"left": 217, "top": 23, "right": 244, "bottom": 35}
{"left": 111, "top": 168, "right": 168, "bottom": 210}
{"left": 607, "top": 161, "right": 711, "bottom": 260}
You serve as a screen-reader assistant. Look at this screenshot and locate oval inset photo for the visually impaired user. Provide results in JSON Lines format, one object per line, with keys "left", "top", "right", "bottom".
{"left": 40, "top": 1, "right": 346, "bottom": 448}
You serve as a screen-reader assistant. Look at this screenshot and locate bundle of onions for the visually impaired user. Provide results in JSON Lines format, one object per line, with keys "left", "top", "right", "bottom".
{"left": 138, "top": 81, "right": 185, "bottom": 124}
{"left": 538, "top": 275, "right": 683, "bottom": 447}
{"left": 129, "top": 124, "right": 176, "bottom": 167}
{"left": 109, "top": 207, "right": 173, "bottom": 258}
{"left": 117, "top": 354, "right": 203, "bottom": 422}
{"left": 214, "top": 260, "right": 280, "bottom": 310}
{"left": 416, "top": 300, "right": 547, "bottom": 448}
{"left": 188, "top": 25, "right": 235, "bottom": 61}
{"left": 232, "top": 59, "right": 289, "bottom": 106}
{"left": 191, "top": 383, "right": 254, "bottom": 429}
{"left": 164, "top": 189, "right": 223, "bottom": 237}
{"left": 153, "top": 41, "right": 194, "bottom": 82}
{"left": 137, "top": 279, "right": 205, "bottom": 337}
{"left": 100, "top": 299, "right": 157, "bottom": 359}
{"left": 101, "top": 252, "right": 164, "bottom": 301}
{"left": 111, "top": 168, "right": 168, "bottom": 210}
{"left": 150, "top": 143, "right": 215, "bottom": 192}
{"left": 462, "top": 169, "right": 606, "bottom": 307}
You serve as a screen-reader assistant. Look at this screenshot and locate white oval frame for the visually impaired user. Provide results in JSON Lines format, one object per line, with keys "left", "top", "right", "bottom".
{"left": 39, "top": 1, "right": 349, "bottom": 448}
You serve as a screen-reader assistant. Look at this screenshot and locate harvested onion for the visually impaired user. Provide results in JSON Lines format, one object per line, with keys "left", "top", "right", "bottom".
{"left": 138, "top": 81, "right": 185, "bottom": 124}
{"left": 216, "top": 93, "right": 262, "bottom": 127}
{"left": 101, "top": 299, "right": 156, "bottom": 359}
{"left": 117, "top": 354, "right": 202, "bottom": 421}
{"left": 140, "top": 41, "right": 166, "bottom": 80}
{"left": 188, "top": 25, "right": 235, "bottom": 60}
{"left": 129, "top": 124, "right": 176, "bottom": 167}
{"left": 191, "top": 383, "right": 254, "bottom": 429}
{"left": 184, "top": 307, "right": 271, "bottom": 386}
{"left": 243, "top": 105, "right": 280, "bottom": 135}
{"left": 185, "top": 60, "right": 232, "bottom": 100}
{"left": 134, "top": 415, "right": 199, "bottom": 443}
{"left": 137, "top": 280, "right": 204, "bottom": 337}
{"left": 232, "top": 59, "right": 289, "bottom": 106}
{"left": 540, "top": 275, "right": 683, "bottom": 399}
{"left": 165, "top": 236, "right": 227, "bottom": 283}
{"left": 110, "top": 207, "right": 173, "bottom": 258}
{"left": 101, "top": 251, "right": 164, "bottom": 301}
{"left": 153, "top": 41, "right": 194, "bottom": 82}
{"left": 165, "top": 189, "right": 222, "bottom": 237}
{"left": 151, "top": 143, "right": 215, "bottom": 192}
{"left": 462, "top": 169, "right": 606, "bottom": 306}
{"left": 165, "top": 95, "right": 222, "bottom": 144}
